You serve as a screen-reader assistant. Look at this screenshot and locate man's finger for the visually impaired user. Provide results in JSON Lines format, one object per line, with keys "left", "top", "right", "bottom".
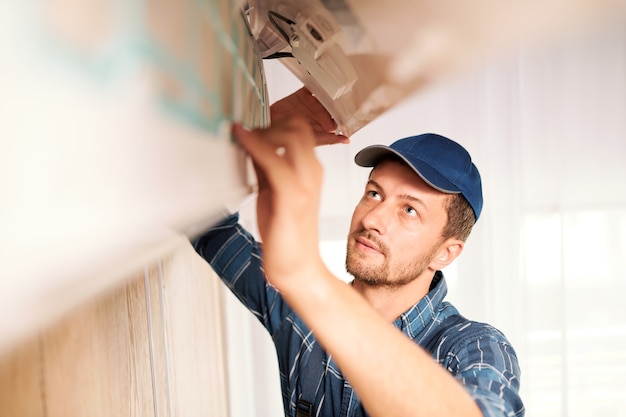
{"left": 270, "top": 87, "right": 350, "bottom": 147}
{"left": 317, "top": 132, "right": 350, "bottom": 146}
{"left": 261, "top": 118, "right": 322, "bottom": 177}
{"left": 233, "top": 120, "right": 321, "bottom": 197}
{"left": 246, "top": 118, "right": 318, "bottom": 173}
{"left": 233, "top": 123, "right": 291, "bottom": 189}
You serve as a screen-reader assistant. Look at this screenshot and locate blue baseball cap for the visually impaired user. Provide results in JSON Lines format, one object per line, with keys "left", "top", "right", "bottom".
{"left": 354, "top": 133, "right": 483, "bottom": 221}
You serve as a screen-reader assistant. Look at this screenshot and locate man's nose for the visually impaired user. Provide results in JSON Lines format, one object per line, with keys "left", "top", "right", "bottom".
{"left": 361, "top": 202, "right": 390, "bottom": 235}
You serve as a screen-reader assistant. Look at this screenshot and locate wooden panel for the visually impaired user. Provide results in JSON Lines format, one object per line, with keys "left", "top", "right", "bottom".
{"left": 0, "top": 338, "right": 43, "bottom": 417}
{"left": 160, "top": 243, "right": 230, "bottom": 417}
{"left": 0, "top": 242, "right": 229, "bottom": 417}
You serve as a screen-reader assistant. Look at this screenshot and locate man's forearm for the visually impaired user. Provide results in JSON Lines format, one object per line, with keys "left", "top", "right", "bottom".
{"left": 277, "top": 264, "right": 484, "bottom": 417}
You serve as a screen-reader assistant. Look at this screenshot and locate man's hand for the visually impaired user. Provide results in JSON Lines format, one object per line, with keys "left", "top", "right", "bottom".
{"left": 270, "top": 87, "right": 349, "bottom": 146}
{"left": 232, "top": 86, "right": 349, "bottom": 285}
{"left": 233, "top": 118, "right": 326, "bottom": 288}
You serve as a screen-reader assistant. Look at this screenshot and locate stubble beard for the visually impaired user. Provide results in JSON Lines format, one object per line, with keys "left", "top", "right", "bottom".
{"left": 345, "top": 230, "right": 438, "bottom": 289}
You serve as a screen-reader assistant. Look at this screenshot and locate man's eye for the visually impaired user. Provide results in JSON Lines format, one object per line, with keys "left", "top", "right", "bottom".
{"left": 367, "top": 190, "right": 381, "bottom": 200}
{"left": 404, "top": 206, "right": 418, "bottom": 217}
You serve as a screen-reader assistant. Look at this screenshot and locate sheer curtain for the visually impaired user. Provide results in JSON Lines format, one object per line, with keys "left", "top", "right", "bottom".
{"left": 223, "top": 22, "right": 626, "bottom": 417}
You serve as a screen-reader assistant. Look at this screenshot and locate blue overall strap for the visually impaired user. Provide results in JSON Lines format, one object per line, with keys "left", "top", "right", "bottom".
{"left": 296, "top": 341, "right": 325, "bottom": 417}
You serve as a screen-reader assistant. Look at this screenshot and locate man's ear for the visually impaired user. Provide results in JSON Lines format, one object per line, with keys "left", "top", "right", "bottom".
{"left": 430, "top": 239, "right": 464, "bottom": 270}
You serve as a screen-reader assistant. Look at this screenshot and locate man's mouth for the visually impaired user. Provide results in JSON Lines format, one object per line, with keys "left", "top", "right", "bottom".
{"left": 355, "top": 234, "right": 383, "bottom": 255}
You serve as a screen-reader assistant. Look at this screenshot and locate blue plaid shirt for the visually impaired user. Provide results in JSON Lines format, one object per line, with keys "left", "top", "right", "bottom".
{"left": 193, "top": 213, "right": 524, "bottom": 417}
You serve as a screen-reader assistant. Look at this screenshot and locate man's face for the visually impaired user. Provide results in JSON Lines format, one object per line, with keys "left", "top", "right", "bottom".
{"left": 346, "top": 159, "right": 450, "bottom": 288}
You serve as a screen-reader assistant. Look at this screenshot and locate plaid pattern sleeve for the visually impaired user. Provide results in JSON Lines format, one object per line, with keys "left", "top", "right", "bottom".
{"left": 191, "top": 213, "right": 291, "bottom": 335}
{"left": 433, "top": 320, "right": 525, "bottom": 417}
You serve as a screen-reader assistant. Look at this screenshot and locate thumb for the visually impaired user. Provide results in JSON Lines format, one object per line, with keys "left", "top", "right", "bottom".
{"left": 232, "top": 123, "right": 270, "bottom": 191}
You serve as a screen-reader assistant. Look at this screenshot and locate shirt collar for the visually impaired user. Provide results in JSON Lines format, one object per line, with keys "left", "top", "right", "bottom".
{"left": 392, "top": 270, "right": 448, "bottom": 339}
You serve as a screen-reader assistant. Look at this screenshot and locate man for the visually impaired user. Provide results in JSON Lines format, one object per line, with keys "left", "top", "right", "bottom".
{"left": 193, "top": 88, "right": 524, "bottom": 417}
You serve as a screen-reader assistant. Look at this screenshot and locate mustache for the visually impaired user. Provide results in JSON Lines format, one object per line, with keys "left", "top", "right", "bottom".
{"left": 350, "top": 230, "right": 389, "bottom": 255}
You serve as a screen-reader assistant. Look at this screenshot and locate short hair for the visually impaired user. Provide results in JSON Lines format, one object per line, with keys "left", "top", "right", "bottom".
{"left": 442, "top": 193, "right": 475, "bottom": 242}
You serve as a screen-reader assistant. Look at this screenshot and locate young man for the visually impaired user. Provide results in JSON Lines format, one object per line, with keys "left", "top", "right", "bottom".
{"left": 193, "top": 89, "right": 524, "bottom": 417}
